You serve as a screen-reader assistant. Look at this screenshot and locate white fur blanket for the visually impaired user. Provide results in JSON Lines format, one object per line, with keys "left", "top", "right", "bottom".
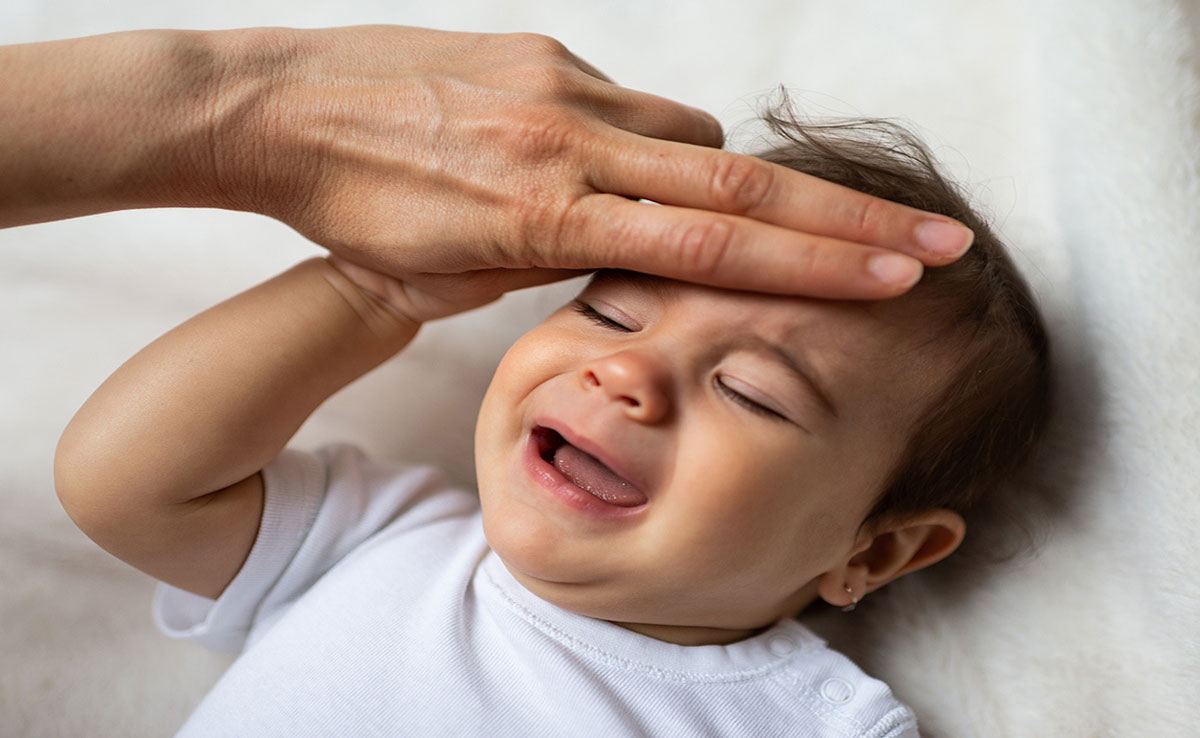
{"left": 2, "top": 1, "right": 1197, "bottom": 736}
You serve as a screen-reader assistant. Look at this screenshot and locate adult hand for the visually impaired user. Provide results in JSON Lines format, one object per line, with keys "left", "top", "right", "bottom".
{"left": 0, "top": 26, "right": 972, "bottom": 300}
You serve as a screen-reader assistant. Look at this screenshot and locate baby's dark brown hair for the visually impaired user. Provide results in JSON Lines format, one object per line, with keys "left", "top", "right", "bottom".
{"left": 752, "top": 102, "right": 1051, "bottom": 533}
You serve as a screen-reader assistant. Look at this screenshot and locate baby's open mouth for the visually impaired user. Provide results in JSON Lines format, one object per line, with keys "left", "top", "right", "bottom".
{"left": 532, "top": 426, "right": 647, "bottom": 507}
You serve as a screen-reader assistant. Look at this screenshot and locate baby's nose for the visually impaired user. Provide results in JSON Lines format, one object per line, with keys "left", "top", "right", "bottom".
{"left": 580, "top": 350, "right": 671, "bottom": 423}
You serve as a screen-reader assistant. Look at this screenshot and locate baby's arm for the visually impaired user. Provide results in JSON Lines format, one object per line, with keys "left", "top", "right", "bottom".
{"left": 54, "top": 257, "right": 420, "bottom": 599}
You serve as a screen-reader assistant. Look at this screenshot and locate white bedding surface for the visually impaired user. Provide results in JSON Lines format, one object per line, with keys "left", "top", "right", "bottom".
{"left": 2, "top": 1, "right": 1197, "bottom": 736}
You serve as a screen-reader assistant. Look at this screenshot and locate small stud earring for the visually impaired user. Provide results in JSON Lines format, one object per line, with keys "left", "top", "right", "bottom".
{"left": 841, "top": 585, "right": 859, "bottom": 612}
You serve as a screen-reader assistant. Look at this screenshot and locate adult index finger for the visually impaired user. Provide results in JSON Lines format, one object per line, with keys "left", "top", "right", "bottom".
{"left": 586, "top": 131, "right": 975, "bottom": 269}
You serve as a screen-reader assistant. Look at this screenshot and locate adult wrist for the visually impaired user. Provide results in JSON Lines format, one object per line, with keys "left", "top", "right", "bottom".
{"left": 123, "top": 28, "right": 234, "bottom": 212}
{"left": 191, "top": 26, "right": 315, "bottom": 216}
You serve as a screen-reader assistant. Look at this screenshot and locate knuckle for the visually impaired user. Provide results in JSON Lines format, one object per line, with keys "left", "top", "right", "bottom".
{"left": 709, "top": 154, "right": 774, "bottom": 215}
{"left": 671, "top": 219, "right": 735, "bottom": 278}
{"left": 582, "top": 201, "right": 640, "bottom": 266}
{"left": 513, "top": 191, "right": 573, "bottom": 266}
{"left": 791, "top": 240, "right": 820, "bottom": 280}
{"left": 523, "top": 64, "right": 577, "bottom": 97}
{"left": 507, "top": 32, "right": 571, "bottom": 59}
{"left": 501, "top": 111, "right": 578, "bottom": 163}
{"left": 851, "top": 195, "right": 887, "bottom": 240}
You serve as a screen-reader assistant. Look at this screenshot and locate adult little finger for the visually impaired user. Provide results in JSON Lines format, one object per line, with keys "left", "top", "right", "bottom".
{"left": 569, "top": 81, "right": 724, "bottom": 149}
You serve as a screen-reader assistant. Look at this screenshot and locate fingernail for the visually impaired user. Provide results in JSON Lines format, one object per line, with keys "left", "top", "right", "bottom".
{"left": 868, "top": 254, "right": 923, "bottom": 287}
{"left": 916, "top": 220, "right": 974, "bottom": 257}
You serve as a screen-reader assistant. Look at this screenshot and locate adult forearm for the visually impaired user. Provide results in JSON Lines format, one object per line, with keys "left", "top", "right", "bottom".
{"left": 0, "top": 28, "right": 263, "bottom": 226}
{"left": 56, "top": 257, "right": 420, "bottom": 506}
{"left": 3, "top": 24, "right": 973, "bottom": 300}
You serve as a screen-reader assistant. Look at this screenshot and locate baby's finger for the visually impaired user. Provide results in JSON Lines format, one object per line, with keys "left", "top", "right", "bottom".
{"left": 585, "top": 131, "right": 974, "bottom": 267}
{"left": 463, "top": 266, "right": 593, "bottom": 295}
{"left": 548, "top": 194, "right": 924, "bottom": 300}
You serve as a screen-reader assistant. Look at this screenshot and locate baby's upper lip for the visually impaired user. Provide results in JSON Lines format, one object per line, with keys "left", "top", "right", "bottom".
{"left": 532, "top": 417, "right": 649, "bottom": 495}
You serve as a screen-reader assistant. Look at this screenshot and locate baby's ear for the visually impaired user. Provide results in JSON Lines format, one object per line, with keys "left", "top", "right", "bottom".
{"left": 818, "top": 510, "right": 965, "bottom": 609}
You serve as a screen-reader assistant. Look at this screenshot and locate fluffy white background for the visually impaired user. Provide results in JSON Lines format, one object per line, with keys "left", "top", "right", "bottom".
{"left": 2, "top": 1, "right": 1197, "bottom": 736}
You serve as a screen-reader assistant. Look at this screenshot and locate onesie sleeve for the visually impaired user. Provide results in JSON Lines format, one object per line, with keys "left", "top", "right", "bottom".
{"left": 152, "top": 443, "right": 476, "bottom": 654}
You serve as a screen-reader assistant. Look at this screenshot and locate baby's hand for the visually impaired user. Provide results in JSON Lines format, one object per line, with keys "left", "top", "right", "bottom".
{"left": 325, "top": 255, "right": 580, "bottom": 324}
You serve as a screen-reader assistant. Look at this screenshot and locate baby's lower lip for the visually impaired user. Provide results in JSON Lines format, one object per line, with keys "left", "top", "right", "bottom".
{"left": 522, "top": 430, "right": 646, "bottom": 518}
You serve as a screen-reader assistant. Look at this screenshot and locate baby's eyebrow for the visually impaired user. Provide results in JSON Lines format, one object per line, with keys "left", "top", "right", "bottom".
{"left": 735, "top": 334, "right": 839, "bottom": 420}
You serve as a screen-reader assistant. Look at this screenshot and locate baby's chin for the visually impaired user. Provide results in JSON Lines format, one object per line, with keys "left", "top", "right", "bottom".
{"left": 482, "top": 520, "right": 814, "bottom": 637}
{"left": 493, "top": 556, "right": 798, "bottom": 647}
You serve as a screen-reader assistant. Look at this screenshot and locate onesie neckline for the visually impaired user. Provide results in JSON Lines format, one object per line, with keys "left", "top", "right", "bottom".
{"left": 477, "top": 549, "right": 824, "bottom": 683}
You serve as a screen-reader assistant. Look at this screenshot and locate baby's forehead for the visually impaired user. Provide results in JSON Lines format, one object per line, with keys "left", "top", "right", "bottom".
{"left": 586, "top": 270, "right": 928, "bottom": 336}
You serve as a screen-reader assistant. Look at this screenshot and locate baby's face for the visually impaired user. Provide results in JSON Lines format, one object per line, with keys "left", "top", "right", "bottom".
{"left": 475, "top": 271, "right": 948, "bottom": 643}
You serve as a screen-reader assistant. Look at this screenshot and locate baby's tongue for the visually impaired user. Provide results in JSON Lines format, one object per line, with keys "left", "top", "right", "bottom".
{"left": 552, "top": 443, "right": 646, "bottom": 507}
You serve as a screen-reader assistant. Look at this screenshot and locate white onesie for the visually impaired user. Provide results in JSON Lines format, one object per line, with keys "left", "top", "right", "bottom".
{"left": 154, "top": 444, "right": 920, "bottom": 737}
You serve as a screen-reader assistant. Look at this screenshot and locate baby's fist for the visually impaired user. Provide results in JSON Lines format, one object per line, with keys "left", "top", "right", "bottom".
{"left": 324, "top": 255, "right": 587, "bottom": 326}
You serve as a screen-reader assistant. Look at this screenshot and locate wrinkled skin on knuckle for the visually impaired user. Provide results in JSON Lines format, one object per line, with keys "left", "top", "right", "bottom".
{"left": 566, "top": 198, "right": 641, "bottom": 269}
{"left": 500, "top": 107, "right": 580, "bottom": 165}
{"left": 512, "top": 188, "right": 576, "bottom": 267}
{"left": 671, "top": 219, "right": 736, "bottom": 280}
{"left": 851, "top": 195, "right": 889, "bottom": 242}
{"left": 710, "top": 154, "right": 774, "bottom": 216}
{"left": 481, "top": 105, "right": 592, "bottom": 267}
